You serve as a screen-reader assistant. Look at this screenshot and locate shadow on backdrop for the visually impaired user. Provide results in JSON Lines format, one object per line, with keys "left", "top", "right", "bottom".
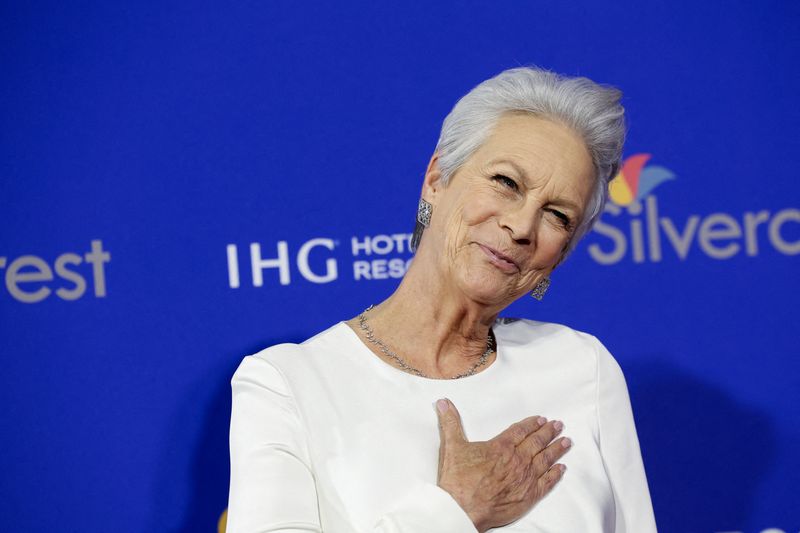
{"left": 627, "top": 358, "right": 776, "bottom": 533}
{"left": 147, "top": 335, "right": 307, "bottom": 533}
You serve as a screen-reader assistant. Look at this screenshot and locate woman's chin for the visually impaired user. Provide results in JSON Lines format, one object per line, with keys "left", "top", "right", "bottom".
{"left": 457, "top": 271, "right": 517, "bottom": 307}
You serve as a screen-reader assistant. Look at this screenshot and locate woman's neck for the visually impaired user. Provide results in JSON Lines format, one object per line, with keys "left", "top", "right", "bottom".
{"left": 348, "top": 256, "right": 501, "bottom": 378}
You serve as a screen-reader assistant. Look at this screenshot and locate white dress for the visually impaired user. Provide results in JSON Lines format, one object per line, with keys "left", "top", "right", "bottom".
{"left": 227, "top": 318, "right": 657, "bottom": 533}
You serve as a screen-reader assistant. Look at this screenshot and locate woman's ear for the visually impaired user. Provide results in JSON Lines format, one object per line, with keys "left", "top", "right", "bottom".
{"left": 421, "top": 152, "right": 444, "bottom": 204}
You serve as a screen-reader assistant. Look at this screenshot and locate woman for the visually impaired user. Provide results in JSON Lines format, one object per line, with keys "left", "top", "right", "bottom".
{"left": 227, "top": 66, "right": 657, "bottom": 532}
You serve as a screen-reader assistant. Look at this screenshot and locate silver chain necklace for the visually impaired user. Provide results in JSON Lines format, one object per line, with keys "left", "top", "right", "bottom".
{"left": 357, "top": 305, "right": 495, "bottom": 379}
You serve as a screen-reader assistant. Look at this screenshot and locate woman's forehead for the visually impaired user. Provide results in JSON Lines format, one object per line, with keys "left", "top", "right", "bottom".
{"left": 472, "top": 114, "right": 594, "bottom": 185}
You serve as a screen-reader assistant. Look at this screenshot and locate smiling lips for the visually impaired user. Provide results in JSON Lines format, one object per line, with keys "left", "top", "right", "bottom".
{"left": 477, "top": 243, "right": 519, "bottom": 273}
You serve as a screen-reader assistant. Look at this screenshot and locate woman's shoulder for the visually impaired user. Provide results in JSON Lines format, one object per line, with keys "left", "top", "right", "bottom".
{"left": 495, "top": 316, "right": 603, "bottom": 349}
{"left": 495, "top": 316, "right": 622, "bottom": 374}
{"left": 231, "top": 321, "right": 352, "bottom": 386}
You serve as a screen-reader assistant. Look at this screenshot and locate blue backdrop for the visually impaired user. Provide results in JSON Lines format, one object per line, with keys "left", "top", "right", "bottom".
{"left": 1, "top": 1, "right": 798, "bottom": 532}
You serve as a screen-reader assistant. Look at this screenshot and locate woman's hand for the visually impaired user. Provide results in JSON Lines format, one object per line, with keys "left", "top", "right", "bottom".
{"left": 435, "top": 398, "right": 571, "bottom": 533}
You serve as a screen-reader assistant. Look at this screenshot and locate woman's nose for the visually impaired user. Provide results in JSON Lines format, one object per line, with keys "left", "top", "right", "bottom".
{"left": 500, "top": 203, "right": 540, "bottom": 245}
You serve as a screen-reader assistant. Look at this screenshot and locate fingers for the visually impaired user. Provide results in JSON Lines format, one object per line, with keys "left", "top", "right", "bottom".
{"left": 538, "top": 462, "right": 567, "bottom": 494}
{"left": 530, "top": 435, "right": 572, "bottom": 477}
{"left": 436, "top": 398, "right": 467, "bottom": 446}
{"left": 516, "top": 419, "right": 564, "bottom": 457}
{"left": 495, "top": 415, "right": 548, "bottom": 447}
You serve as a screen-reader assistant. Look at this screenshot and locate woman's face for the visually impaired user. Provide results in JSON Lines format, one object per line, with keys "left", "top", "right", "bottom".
{"left": 423, "top": 112, "right": 596, "bottom": 308}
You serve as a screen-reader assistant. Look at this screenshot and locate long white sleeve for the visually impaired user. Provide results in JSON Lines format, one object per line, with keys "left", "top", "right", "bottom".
{"left": 228, "top": 321, "right": 656, "bottom": 532}
{"left": 594, "top": 339, "right": 658, "bottom": 533}
{"left": 226, "top": 355, "right": 478, "bottom": 533}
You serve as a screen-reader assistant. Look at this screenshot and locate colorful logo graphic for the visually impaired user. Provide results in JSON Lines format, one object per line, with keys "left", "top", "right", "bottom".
{"left": 592, "top": 153, "right": 799, "bottom": 263}
{"left": 609, "top": 153, "right": 676, "bottom": 205}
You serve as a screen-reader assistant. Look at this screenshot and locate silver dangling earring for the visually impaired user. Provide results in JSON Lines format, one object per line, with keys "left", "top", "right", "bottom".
{"left": 410, "top": 197, "right": 432, "bottom": 253}
{"left": 531, "top": 277, "right": 551, "bottom": 300}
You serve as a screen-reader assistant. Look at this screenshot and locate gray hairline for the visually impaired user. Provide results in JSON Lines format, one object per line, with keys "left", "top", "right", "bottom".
{"left": 436, "top": 109, "right": 616, "bottom": 261}
{"left": 431, "top": 69, "right": 625, "bottom": 259}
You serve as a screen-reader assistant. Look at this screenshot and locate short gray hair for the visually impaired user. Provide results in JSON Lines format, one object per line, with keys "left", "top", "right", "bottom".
{"left": 434, "top": 66, "right": 626, "bottom": 256}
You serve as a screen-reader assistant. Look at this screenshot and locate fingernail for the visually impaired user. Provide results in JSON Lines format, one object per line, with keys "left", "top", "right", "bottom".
{"left": 537, "top": 416, "right": 547, "bottom": 426}
{"left": 436, "top": 399, "right": 449, "bottom": 414}
{"left": 553, "top": 420, "right": 564, "bottom": 431}
{"left": 559, "top": 464, "right": 567, "bottom": 473}
{"left": 561, "top": 438, "right": 572, "bottom": 449}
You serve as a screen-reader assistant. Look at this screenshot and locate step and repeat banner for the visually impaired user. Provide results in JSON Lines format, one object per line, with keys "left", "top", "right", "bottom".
{"left": 1, "top": 2, "right": 798, "bottom": 532}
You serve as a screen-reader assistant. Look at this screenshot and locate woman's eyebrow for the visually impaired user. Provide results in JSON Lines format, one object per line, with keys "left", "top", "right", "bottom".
{"left": 488, "top": 158, "right": 529, "bottom": 181}
{"left": 549, "top": 197, "right": 581, "bottom": 213}
{"left": 488, "top": 158, "right": 583, "bottom": 212}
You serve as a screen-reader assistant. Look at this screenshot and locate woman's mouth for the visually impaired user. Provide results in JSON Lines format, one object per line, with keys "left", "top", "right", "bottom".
{"left": 477, "top": 243, "right": 519, "bottom": 273}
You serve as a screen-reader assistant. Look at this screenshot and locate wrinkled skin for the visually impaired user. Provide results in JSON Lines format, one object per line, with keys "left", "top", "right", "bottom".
{"left": 436, "top": 399, "right": 573, "bottom": 532}
{"left": 348, "top": 113, "right": 596, "bottom": 529}
{"left": 424, "top": 114, "right": 594, "bottom": 530}
{"left": 420, "top": 112, "right": 595, "bottom": 310}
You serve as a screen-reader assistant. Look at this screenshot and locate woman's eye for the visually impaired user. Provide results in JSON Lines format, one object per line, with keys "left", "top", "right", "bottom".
{"left": 493, "top": 174, "right": 518, "bottom": 190}
{"left": 549, "top": 209, "right": 572, "bottom": 228}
